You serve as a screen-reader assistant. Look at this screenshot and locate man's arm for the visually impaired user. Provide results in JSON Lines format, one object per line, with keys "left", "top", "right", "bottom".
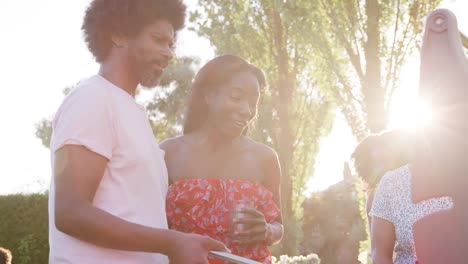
{"left": 54, "top": 145, "right": 227, "bottom": 261}
{"left": 54, "top": 145, "right": 177, "bottom": 252}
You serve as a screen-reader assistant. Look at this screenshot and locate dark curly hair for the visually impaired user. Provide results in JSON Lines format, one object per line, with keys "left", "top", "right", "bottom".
{"left": 352, "top": 130, "right": 413, "bottom": 189}
{"left": 82, "top": 0, "right": 186, "bottom": 62}
{"left": 0, "top": 247, "right": 12, "bottom": 264}
{"left": 183, "top": 55, "right": 267, "bottom": 135}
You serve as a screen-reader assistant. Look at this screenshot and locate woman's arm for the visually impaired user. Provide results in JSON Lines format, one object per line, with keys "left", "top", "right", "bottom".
{"left": 159, "top": 137, "right": 181, "bottom": 184}
{"left": 262, "top": 147, "right": 284, "bottom": 245}
{"left": 234, "top": 144, "right": 284, "bottom": 245}
{"left": 370, "top": 216, "right": 396, "bottom": 264}
{"left": 368, "top": 171, "right": 398, "bottom": 264}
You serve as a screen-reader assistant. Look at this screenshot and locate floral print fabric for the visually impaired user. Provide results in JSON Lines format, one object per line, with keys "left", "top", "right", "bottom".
{"left": 166, "top": 178, "right": 281, "bottom": 263}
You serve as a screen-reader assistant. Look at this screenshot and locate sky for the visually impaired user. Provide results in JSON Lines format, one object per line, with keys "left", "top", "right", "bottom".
{"left": 0, "top": 0, "right": 466, "bottom": 194}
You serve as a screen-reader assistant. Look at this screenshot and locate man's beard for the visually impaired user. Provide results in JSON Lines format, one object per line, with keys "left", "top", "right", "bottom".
{"left": 130, "top": 50, "right": 163, "bottom": 89}
{"left": 138, "top": 63, "right": 162, "bottom": 88}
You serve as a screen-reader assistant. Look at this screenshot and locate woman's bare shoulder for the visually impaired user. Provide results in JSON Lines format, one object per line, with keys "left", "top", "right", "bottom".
{"left": 241, "top": 137, "right": 278, "bottom": 161}
{"left": 159, "top": 136, "right": 186, "bottom": 154}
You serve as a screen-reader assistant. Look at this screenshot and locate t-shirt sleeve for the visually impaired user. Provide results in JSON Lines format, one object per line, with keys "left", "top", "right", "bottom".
{"left": 51, "top": 85, "right": 115, "bottom": 160}
{"left": 369, "top": 173, "right": 394, "bottom": 223}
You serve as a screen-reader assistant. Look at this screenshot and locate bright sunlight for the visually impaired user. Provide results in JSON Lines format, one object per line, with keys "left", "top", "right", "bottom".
{"left": 389, "top": 98, "right": 433, "bottom": 130}
{"left": 387, "top": 54, "right": 434, "bottom": 131}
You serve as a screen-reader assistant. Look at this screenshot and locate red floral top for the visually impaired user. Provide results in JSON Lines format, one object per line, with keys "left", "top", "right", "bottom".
{"left": 166, "top": 178, "right": 281, "bottom": 264}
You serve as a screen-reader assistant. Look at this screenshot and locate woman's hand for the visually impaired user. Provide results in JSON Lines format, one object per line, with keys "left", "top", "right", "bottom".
{"left": 230, "top": 208, "right": 283, "bottom": 245}
{"left": 230, "top": 207, "right": 269, "bottom": 244}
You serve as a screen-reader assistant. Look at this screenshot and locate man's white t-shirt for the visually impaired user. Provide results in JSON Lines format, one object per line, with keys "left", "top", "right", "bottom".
{"left": 48, "top": 75, "right": 169, "bottom": 263}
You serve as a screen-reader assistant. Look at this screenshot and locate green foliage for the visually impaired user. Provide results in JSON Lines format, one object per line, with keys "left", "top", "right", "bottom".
{"left": 192, "top": 1, "right": 334, "bottom": 254}
{"left": 35, "top": 119, "right": 52, "bottom": 149}
{"left": 301, "top": 178, "right": 366, "bottom": 263}
{"left": 34, "top": 86, "right": 74, "bottom": 149}
{"left": 191, "top": 1, "right": 440, "bottom": 255}
{"left": 357, "top": 180, "right": 372, "bottom": 263}
{"left": 301, "top": 0, "right": 441, "bottom": 136}
{"left": 0, "top": 193, "right": 48, "bottom": 264}
{"left": 462, "top": 32, "right": 468, "bottom": 49}
{"left": 147, "top": 56, "right": 200, "bottom": 140}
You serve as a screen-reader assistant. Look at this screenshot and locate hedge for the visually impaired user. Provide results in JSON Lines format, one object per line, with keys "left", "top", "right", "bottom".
{"left": 0, "top": 193, "right": 49, "bottom": 264}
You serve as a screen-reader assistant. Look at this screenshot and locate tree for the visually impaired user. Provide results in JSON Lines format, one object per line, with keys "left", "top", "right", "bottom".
{"left": 302, "top": 0, "right": 440, "bottom": 257}
{"left": 302, "top": 178, "right": 366, "bottom": 264}
{"left": 304, "top": 0, "right": 441, "bottom": 137}
{"left": 35, "top": 119, "right": 52, "bottom": 149}
{"left": 35, "top": 87, "right": 72, "bottom": 148}
{"left": 191, "top": 0, "right": 441, "bottom": 254}
{"left": 191, "top": 0, "right": 334, "bottom": 255}
{"left": 146, "top": 56, "right": 199, "bottom": 140}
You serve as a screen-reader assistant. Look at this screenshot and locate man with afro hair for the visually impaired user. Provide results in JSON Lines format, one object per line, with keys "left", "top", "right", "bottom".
{"left": 48, "top": 1, "right": 227, "bottom": 263}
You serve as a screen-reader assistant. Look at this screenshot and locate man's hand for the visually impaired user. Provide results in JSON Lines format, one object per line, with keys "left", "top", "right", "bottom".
{"left": 168, "top": 232, "right": 229, "bottom": 264}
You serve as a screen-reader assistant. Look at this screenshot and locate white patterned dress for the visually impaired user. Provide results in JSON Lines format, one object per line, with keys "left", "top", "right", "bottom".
{"left": 369, "top": 165, "right": 454, "bottom": 264}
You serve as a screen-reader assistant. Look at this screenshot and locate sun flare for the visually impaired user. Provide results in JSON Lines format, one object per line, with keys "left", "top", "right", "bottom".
{"left": 389, "top": 98, "right": 433, "bottom": 130}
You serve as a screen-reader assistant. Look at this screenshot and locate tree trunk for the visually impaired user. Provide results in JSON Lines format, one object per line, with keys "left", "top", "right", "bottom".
{"left": 364, "top": 0, "right": 387, "bottom": 132}
{"left": 270, "top": 6, "right": 297, "bottom": 255}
